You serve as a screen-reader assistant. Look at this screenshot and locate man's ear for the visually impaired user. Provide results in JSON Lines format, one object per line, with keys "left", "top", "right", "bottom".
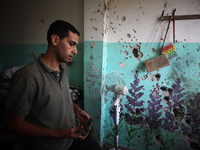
{"left": 51, "top": 34, "right": 59, "bottom": 46}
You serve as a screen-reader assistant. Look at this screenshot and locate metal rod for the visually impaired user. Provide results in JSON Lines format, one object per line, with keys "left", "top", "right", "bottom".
{"left": 173, "top": 15, "right": 175, "bottom": 43}
{"left": 162, "top": 9, "right": 176, "bottom": 48}
{"left": 115, "top": 124, "right": 118, "bottom": 149}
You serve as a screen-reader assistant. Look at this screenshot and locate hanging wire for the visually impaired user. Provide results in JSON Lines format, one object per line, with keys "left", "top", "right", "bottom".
{"left": 142, "top": 20, "right": 162, "bottom": 62}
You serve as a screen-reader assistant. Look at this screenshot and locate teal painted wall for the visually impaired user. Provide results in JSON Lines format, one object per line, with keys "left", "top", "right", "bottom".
{"left": 66, "top": 43, "right": 84, "bottom": 88}
{"left": 0, "top": 44, "right": 84, "bottom": 88}
{"left": 0, "top": 44, "right": 47, "bottom": 75}
{"left": 84, "top": 41, "right": 107, "bottom": 145}
{"left": 102, "top": 42, "right": 200, "bottom": 149}
{"left": 1, "top": 1, "right": 200, "bottom": 149}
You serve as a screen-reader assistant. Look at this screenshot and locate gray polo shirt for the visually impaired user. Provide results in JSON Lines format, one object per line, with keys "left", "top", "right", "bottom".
{"left": 7, "top": 55, "right": 75, "bottom": 150}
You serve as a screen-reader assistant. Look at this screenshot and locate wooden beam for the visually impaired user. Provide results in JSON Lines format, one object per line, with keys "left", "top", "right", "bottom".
{"left": 160, "top": 14, "right": 200, "bottom": 21}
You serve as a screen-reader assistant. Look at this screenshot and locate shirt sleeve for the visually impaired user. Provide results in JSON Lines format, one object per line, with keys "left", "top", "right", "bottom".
{"left": 6, "top": 72, "right": 36, "bottom": 116}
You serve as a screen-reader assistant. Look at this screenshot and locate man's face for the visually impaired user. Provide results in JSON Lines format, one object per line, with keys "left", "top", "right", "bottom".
{"left": 55, "top": 31, "right": 79, "bottom": 63}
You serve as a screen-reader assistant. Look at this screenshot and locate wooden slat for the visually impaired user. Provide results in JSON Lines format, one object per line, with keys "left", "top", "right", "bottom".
{"left": 160, "top": 14, "right": 200, "bottom": 21}
{"left": 144, "top": 54, "right": 170, "bottom": 73}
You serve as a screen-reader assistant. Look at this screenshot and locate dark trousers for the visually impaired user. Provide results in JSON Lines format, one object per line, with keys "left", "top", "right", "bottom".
{"left": 68, "top": 133, "right": 101, "bottom": 150}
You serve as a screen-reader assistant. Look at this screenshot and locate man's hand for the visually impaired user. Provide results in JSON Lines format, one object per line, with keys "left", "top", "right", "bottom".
{"left": 57, "top": 124, "right": 88, "bottom": 140}
{"left": 6, "top": 114, "right": 88, "bottom": 140}
{"left": 73, "top": 103, "right": 90, "bottom": 123}
{"left": 72, "top": 103, "right": 92, "bottom": 139}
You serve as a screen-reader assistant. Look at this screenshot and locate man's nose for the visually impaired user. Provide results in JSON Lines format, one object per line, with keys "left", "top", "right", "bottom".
{"left": 73, "top": 47, "right": 77, "bottom": 55}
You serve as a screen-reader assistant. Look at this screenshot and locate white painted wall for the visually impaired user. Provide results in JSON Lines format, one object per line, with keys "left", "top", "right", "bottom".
{"left": 2, "top": 0, "right": 198, "bottom": 44}
{"left": 84, "top": 0, "right": 200, "bottom": 43}
{"left": 84, "top": 0, "right": 106, "bottom": 42}
{"left": 0, "top": 0, "right": 84, "bottom": 45}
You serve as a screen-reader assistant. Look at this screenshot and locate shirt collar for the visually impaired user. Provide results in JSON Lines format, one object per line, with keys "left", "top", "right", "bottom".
{"left": 38, "top": 54, "right": 64, "bottom": 73}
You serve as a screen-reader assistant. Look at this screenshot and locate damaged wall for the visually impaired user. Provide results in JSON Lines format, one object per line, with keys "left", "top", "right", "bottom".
{"left": 84, "top": 0, "right": 108, "bottom": 144}
{"left": 84, "top": 0, "right": 200, "bottom": 149}
{"left": 104, "top": 0, "right": 200, "bottom": 149}
{"left": 1, "top": 0, "right": 200, "bottom": 149}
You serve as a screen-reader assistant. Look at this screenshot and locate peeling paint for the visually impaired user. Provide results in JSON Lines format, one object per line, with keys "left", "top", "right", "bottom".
{"left": 93, "top": 27, "right": 98, "bottom": 31}
{"left": 123, "top": 50, "right": 129, "bottom": 56}
{"left": 160, "top": 86, "right": 173, "bottom": 97}
{"left": 121, "top": 16, "right": 126, "bottom": 21}
{"left": 127, "top": 34, "right": 131, "bottom": 38}
{"left": 162, "top": 97, "right": 169, "bottom": 106}
{"left": 90, "top": 42, "right": 96, "bottom": 48}
{"left": 160, "top": 86, "right": 173, "bottom": 106}
{"left": 140, "top": 74, "right": 148, "bottom": 80}
{"left": 130, "top": 43, "right": 143, "bottom": 60}
{"left": 172, "top": 105, "right": 185, "bottom": 121}
{"left": 151, "top": 48, "right": 155, "bottom": 52}
{"left": 120, "top": 62, "right": 125, "bottom": 68}
{"left": 152, "top": 86, "right": 160, "bottom": 97}
{"left": 149, "top": 73, "right": 161, "bottom": 82}
{"left": 90, "top": 18, "right": 97, "bottom": 22}
{"left": 94, "top": 9, "right": 100, "bottom": 13}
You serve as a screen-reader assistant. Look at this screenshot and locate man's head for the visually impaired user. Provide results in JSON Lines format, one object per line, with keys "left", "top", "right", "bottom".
{"left": 47, "top": 20, "right": 80, "bottom": 47}
{"left": 46, "top": 20, "right": 80, "bottom": 63}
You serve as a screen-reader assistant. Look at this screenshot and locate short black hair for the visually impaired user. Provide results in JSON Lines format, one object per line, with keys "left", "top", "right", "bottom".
{"left": 47, "top": 20, "right": 80, "bottom": 47}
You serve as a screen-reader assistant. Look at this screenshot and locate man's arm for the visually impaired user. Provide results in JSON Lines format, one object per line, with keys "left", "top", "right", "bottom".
{"left": 73, "top": 102, "right": 90, "bottom": 123}
{"left": 5, "top": 114, "right": 84, "bottom": 139}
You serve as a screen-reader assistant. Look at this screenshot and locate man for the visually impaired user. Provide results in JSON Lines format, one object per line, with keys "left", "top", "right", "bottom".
{"left": 6, "top": 20, "right": 101, "bottom": 150}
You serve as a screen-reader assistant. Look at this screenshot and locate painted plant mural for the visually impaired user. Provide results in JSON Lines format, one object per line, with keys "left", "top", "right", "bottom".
{"left": 107, "top": 74, "right": 200, "bottom": 150}
{"left": 124, "top": 74, "right": 145, "bottom": 147}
